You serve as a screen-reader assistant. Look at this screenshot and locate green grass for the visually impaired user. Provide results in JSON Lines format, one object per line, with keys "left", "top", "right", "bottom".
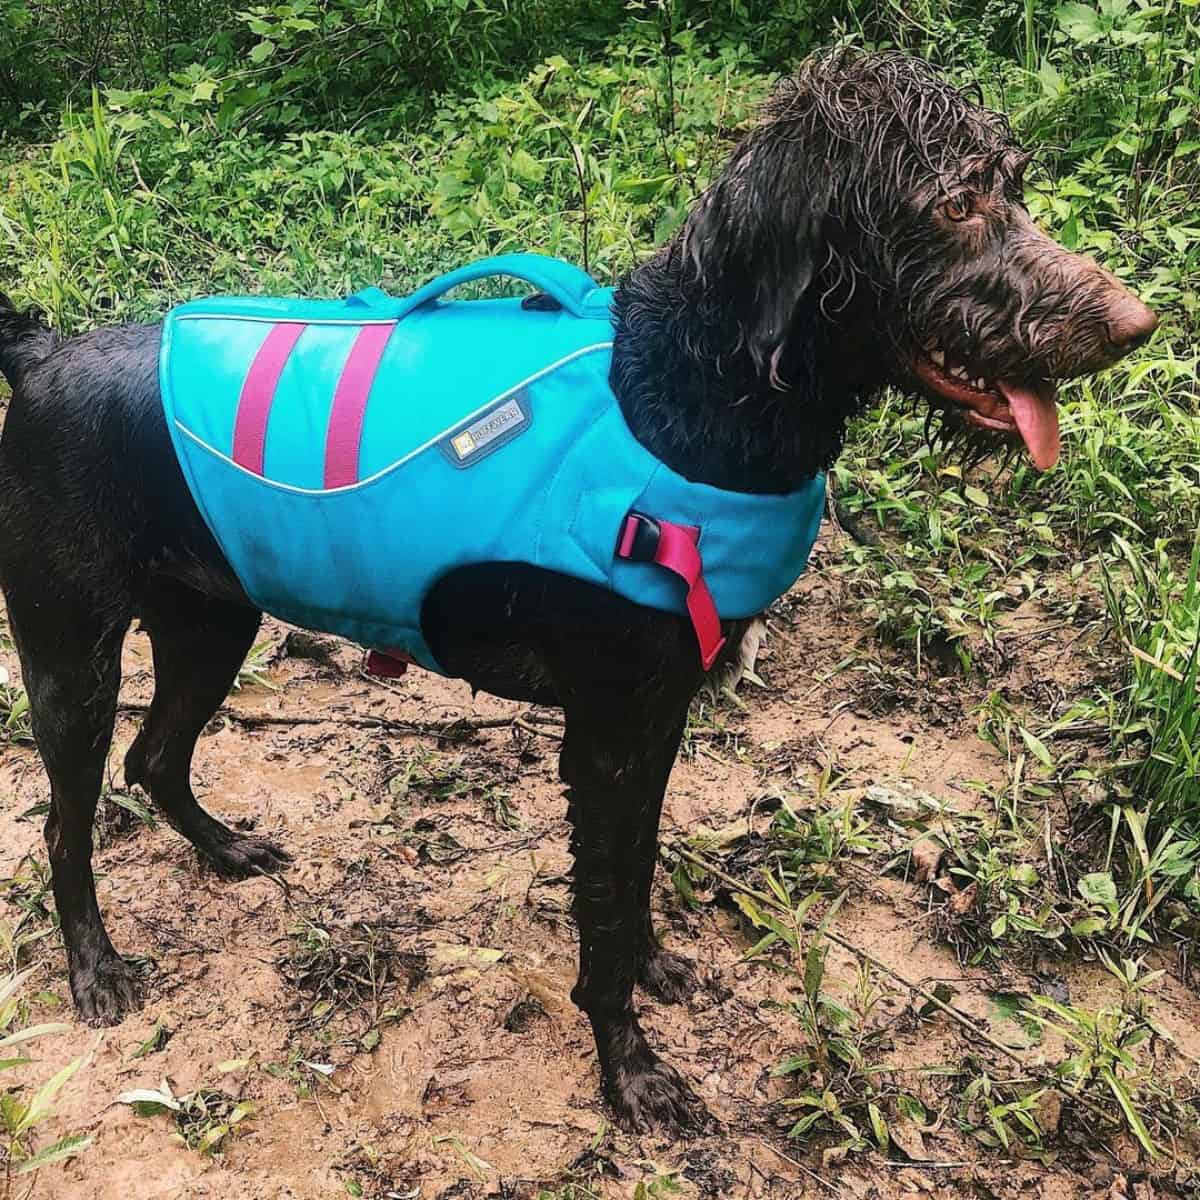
{"left": 0, "top": 954, "right": 92, "bottom": 1186}
{"left": 676, "top": 834, "right": 1190, "bottom": 1162}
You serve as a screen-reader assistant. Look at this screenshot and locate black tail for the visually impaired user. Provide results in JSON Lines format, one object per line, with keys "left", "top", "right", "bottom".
{"left": 0, "top": 295, "right": 58, "bottom": 387}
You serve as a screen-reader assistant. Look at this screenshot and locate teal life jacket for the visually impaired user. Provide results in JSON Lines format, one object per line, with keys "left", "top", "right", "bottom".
{"left": 159, "top": 254, "right": 826, "bottom": 675}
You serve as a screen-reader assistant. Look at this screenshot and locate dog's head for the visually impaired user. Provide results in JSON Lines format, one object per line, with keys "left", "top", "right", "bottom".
{"left": 682, "top": 48, "right": 1156, "bottom": 470}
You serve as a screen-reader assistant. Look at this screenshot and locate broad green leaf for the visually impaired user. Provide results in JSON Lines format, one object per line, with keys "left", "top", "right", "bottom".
{"left": 613, "top": 174, "right": 673, "bottom": 201}
{"left": 1056, "top": 3, "right": 1105, "bottom": 42}
{"left": 1078, "top": 872, "right": 1118, "bottom": 913}
{"left": 1019, "top": 728, "right": 1053, "bottom": 769}
{"left": 787, "top": 1110, "right": 824, "bottom": 1139}
{"left": 509, "top": 148, "right": 544, "bottom": 183}
{"left": 108, "top": 791, "right": 156, "bottom": 827}
{"left": 771, "top": 1054, "right": 810, "bottom": 1077}
{"left": 197, "top": 1122, "right": 229, "bottom": 1153}
{"left": 740, "top": 930, "right": 780, "bottom": 959}
{"left": 671, "top": 861, "right": 698, "bottom": 908}
{"left": 991, "top": 992, "right": 1023, "bottom": 1020}
{"left": 731, "top": 892, "right": 790, "bottom": 944}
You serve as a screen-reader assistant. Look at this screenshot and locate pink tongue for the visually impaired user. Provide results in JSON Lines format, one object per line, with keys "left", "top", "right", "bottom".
{"left": 997, "top": 379, "right": 1060, "bottom": 470}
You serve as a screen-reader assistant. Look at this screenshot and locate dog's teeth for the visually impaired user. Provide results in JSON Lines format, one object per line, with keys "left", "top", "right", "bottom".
{"left": 930, "top": 349, "right": 945, "bottom": 366}
{"left": 973, "top": 377, "right": 986, "bottom": 390}
{"left": 950, "top": 364, "right": 968, "bottom": 380}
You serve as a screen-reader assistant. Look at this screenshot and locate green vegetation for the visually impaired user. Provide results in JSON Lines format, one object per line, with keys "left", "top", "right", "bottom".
{"left": 1, "top": 0, "right": 1198, "bottom": 1184}
{"left": 0, "top": 955, "right": 91, "bottom": 1188}
{"left": 672, "top": 835, "right": 1190, "bottom": 1162}
{"left": 118, "top": 1078, "right": 255, "bottom": 1154}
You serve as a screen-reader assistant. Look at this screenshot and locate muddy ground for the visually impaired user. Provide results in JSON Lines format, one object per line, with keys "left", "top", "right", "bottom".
{"left": 1, "top": 527, "right": 1197, "bottom": 1200}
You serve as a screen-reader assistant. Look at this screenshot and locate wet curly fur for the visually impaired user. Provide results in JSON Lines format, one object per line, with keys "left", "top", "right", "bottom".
{"left": 0, "top": 48, "right": 1152, "bottom": 1135}
{"left": 614, "top": 49, "right": 1150, "bottom": 493}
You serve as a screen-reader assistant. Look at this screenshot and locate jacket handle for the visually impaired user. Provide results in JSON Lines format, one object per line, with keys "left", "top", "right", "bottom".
{"left": 347, "top": 253, "right": 610, "bottom": 320}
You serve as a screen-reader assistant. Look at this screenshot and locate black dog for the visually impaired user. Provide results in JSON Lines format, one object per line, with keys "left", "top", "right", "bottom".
{"left": 0, "top": 50, "right": 1155, "bottom": 1131}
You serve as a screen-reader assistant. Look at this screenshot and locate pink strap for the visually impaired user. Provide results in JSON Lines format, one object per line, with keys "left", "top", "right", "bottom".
{"left": 231, "top": 322, "right": 307, "bottom": 474}
{"left": 365, "top": 648, "right": 413, "bottom": 678}
{"left": 324, "top": 323, "right": 396, "bottom": 488}
{"left": 617, "top": 516, "right": 727, "bottom": 670}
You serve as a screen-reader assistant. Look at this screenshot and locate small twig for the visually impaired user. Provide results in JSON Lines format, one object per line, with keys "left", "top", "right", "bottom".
{"left": 116, "top": 701, "right": 516, "bottom": 738}
{"left": 884, "top": 1159, "right": 1003, "bottom": 1168}
{"left": 513, "top": 715, "right": 564, "bottom": 741}
{"left": 525, "top": 711, "right": 565, "bottom": 727}
{"left": 755, "top": 1139, "right": 837, "bottom": 1194}
{"left": 1044, "top": 721, "right": 1110, "bottom": 742}
{"left": 765, "top": 619, "right": 799, "bottom": 647}
{"left": 1124, "top": 638, "right": 1199, "bottom": 692}
{"left": 1003, "top": 620, "right": 1075, "bottom": 644}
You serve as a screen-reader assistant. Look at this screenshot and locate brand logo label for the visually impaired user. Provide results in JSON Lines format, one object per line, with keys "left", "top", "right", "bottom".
{"left": 441, "top": 393, "right": 530, "bottom": 467}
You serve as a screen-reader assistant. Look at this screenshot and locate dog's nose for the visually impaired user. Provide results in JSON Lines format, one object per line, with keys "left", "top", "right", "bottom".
{"left": 1106, "top": 293, "right": 1158, "bottom": 354}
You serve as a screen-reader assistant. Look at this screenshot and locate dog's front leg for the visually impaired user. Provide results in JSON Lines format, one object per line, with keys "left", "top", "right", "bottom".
{"left": 561, "top": 691, "right": 703, "bottom": 1133}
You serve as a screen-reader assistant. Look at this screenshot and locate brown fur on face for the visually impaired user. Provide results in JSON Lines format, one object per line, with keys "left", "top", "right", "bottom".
{"left": 681, "top": 48, "right": 1155, "bottom": 458}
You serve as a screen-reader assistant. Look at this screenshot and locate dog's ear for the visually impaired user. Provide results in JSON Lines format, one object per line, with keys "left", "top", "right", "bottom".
{"left": 681, "top": 134, "right": 831, "bottom": 386}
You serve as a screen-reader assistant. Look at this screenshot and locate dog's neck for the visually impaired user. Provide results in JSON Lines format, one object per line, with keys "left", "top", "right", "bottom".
{"left": 610, "top": 243, "right": 865, "bottom": 494}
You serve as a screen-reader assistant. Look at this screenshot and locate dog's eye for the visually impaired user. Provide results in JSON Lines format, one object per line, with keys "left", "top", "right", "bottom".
{"left": 943, "top": 194, "right": 975, "bottom": 222}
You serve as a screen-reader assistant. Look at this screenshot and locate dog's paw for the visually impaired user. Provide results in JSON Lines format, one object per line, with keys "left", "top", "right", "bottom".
{"left": 637, "top": 945, "right": 698, "bottom": 1005}
{"left": 606, "top": 1054, "right": 707, "bottom": 1136}
{"left": 202, "top": 830, "right": 292, "bottom": 881}
{"left": 73, "top": 955, "right": 142, "bottom": 1027}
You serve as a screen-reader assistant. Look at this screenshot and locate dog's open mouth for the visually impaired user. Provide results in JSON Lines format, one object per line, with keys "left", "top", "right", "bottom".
{"left": 910, "top": 348, "right": 1060, "bottom": 470}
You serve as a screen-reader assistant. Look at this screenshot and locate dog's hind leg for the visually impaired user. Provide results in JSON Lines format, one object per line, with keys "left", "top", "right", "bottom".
{"left": 124, "top": 578, "right": 291, "bottom": 880}
{"left": 6, "top": 595, "right": 139, "bottom": 1025}
{"left": 561, "top": 686, "right": 703, "bottom": 1133}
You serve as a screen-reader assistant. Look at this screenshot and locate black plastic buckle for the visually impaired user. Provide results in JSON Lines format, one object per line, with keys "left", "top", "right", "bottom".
{"left": 521, "top": 292, "right": 562, "bottom": 312}
{"left": 618, "top": 512, "right": 661, "bottom": 563}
